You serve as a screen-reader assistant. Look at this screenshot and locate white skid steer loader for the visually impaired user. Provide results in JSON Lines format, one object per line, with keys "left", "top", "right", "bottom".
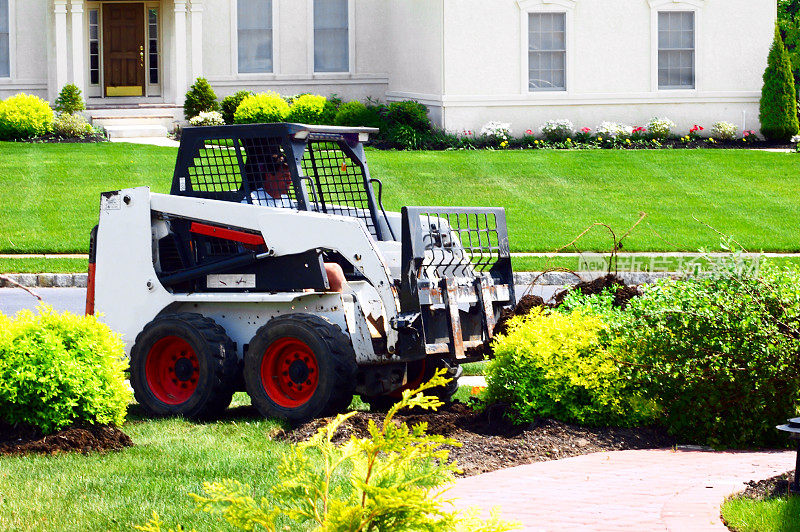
{"left": 87, "top": 123, "right": 516, "bottom": 423}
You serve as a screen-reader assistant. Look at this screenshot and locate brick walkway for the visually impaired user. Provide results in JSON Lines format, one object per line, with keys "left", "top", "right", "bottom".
{"left": 450, "top": 448, "right": 796, "bottom": 531}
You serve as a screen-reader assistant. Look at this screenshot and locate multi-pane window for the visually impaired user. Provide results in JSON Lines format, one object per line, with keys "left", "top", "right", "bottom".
{"left": 0, "top": 0, "right": 9, "bottom": 78}
{"left": 528, "top": 13, "right": 566, "bottom": 91}
{"left": 238, "top": 0, "right": 272, "bottom": 73}
{"left": 148, "top": 8, "right": 159, "bottom": 84}
{"left": 314, "top": 0, "right": 348, "bottom": 73}
{"left": 88, "top": 9, "right": 99, "bottom": 85}
{"left": 658, "top": 11, "right": 695, "bottom": 89}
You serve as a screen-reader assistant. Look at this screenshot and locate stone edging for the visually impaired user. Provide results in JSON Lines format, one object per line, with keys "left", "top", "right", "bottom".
{"left": 0, "top": 271, "right": 674, "bottom": 289}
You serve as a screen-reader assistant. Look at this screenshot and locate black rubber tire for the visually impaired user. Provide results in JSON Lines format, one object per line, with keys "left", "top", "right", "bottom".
{"left": 363, "top": 358, "right": 462, "bottom": 412}
{"left": 244, "top": 314, "right": 357, "bottom": 424}
{"left": 130, "top": 313, "right": 239, "bottom": 419}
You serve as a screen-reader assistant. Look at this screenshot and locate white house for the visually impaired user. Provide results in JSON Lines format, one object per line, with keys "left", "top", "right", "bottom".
{"left": 0, "top": 0, "right": 776, "bottom": 135}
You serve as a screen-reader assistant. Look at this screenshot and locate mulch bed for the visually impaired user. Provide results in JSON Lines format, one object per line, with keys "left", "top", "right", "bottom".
{"left": 736, "top": 470, "right": 797, "bottom": 500}
{"left": 0, "top": 421, "right": 132, "bottom": 456}
{"left": 276, "top": 402, "right": 674, "bottom": 477}
{"left": 18, "top": 133, "right": 108, "bottom": 143}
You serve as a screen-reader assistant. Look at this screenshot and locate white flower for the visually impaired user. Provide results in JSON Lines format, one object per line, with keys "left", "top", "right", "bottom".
{"left": 646, "top": 117, "right": 676, "bottom": 139}
{"left": 711, "top": 121, "right": 738, "bottom": 141}
{"left": 791, "top": 134, "right": 800, "bottom": 144}
{"left": 480, "top": 121, "right": 512, "bottom": 140}
{"left": 595, "top": 122, "right": 633, "bottom": 138}
{"left": 189, "top": 111, "right": 225, "bottom": 127}
{"left": 540, "top": 119, "right": 574, "bottom": 141}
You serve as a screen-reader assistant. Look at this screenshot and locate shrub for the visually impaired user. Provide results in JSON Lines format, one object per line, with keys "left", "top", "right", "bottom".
{"left": 711, "top": 121, "right": 738, "bottom": 140}
{"left": 0, "top": 306, "right": 131, "bottom": 434}
{"left": 54, "top": 84, "right": 85, "bottom": 115}
{"left": 334, "top": 100, "right": 383, "bottom": 128}
{"left": 285, "top": 93, "right": 329, "bottom": 124}
{"left": 53, "top": 112, "right": 93, "bottom": 137}
{"left": 595, "top": 122, "right": 633, "bottom": 138}
{"left": 480, "top": 121, "right": 512, "bottom": 141}
{"left": 233, "top": 92, "right": 289, "bottom": 124}
{"left": 183, "top": 77, "right": 219, "bottom": 120}
{"left": 760, "top": 25, "right": 800, "bottom": 140}
{"left": 540, "top": 119, "right": 574, "bottom": 142}
{"left": 616, "top": 257, "right": 800, "bottom": 447}
{"left": 320, "top": 94, "right": 342, "bottom": 124}
{"left": 386, "top": 100, "right": 431, "bottom": 132}
{"left": 0, "top": 93, "right": 55, "bottom": 140}
{"left": 486, "top": 309, "right": 656, "bottom": 427}
{"left": 220, "top": 90, "right": 253, "bottom": 124}
{"left": 646, "top": 117, "right": 676, "bottom": 139}
{"left": 188, "top": 110, "right": 225, "bottom": 127}
{"left": 139, "top": 372, "right": 514, "bottom": 532}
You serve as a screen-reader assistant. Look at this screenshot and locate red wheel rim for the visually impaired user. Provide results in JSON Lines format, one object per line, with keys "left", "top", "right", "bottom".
{"left": 145, "top": 336, "right": 200, "bottom": 405}
{"left": 260, "top": 337, "right": 319, "bottom": 408}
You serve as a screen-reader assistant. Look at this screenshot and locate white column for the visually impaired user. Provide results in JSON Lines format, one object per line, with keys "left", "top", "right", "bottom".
{"left": 190, "top": 0, "right": 203, "bottom": 81}
{"left": 70, "top": 0, "right": 85, "bottom": 94}
{"left": 173, "top": 0, "right": 188, "bottom": 105}
{"left": 54, "top": 0, "right": 69, "bottom": 92}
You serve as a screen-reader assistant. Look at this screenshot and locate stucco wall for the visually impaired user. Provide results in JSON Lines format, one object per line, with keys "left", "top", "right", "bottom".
{"left": 0, "top": 0, "right": 48, "bottom": 99}
{"left": 204, "top": 0, "right": 389, "bottom": 102}
{"left": 392, "top": 0, "right": 775, "bottom": 133}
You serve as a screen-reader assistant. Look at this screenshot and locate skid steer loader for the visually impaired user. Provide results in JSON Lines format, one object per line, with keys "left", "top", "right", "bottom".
{"left": 87, "top": 123, "right": 515, "bottom": 423}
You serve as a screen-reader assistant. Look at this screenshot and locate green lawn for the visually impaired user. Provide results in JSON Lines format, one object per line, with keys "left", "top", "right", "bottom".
{"left": 1, "top": 143, "right": 799, "bottom": 254}
{"left": 721, "top": 496, "right": 800, "bottom": 532}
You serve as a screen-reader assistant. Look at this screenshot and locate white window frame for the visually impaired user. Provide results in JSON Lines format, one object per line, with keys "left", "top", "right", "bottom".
{"left": 0, "top": 0, "right": 15, "bottom": 80}
{"left": 649, "top": 0, "right": 705, "bottom": 93}
{"left": 517, "top": 0, "right": 575, "bottom": 96}
{"left": 230, "top": 0, "right": 279, "bottom": 78}
{"left": 308, "top": 0, "right": 355, "bottom": 76}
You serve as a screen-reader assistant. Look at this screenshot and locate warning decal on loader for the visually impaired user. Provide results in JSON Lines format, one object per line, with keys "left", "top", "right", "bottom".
{"left": 207, "top": 274, "right": 257, "bottom": 288}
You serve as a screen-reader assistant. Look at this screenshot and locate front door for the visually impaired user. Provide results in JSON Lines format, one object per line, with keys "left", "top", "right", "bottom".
{"left": 103, "top": 3, "right": 145, "bottom": 97}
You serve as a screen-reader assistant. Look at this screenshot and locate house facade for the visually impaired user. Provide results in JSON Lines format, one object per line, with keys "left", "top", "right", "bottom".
{"left": 0, "top": 0, "right": 776, "bottom": 133}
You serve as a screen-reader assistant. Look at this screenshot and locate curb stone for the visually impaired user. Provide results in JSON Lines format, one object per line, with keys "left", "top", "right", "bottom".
{"left": 1, "top": 272, "right": 673, "bottom": 288}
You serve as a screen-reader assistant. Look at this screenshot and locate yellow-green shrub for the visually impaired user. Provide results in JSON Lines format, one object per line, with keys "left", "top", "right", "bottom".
{"left": 0, "top": 306, "right": 131, "bottom": 434}
{"left": 486, "top": 309, "right": 656, "bottom": 427}
{"left": 0, "top": 93, "right": 54, "bottom": 140}
{"left": 53, "top": 112, "right": 94, "bottom": 137}
{"left": 285, "top": 93, "right": 328, "bottom": 124}
{"left": 233, "top": 92, "right": 289, "bottom": 124}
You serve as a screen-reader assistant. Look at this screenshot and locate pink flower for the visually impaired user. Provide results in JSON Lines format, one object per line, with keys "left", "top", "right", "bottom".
{"left": 632, "top": 126, "right": 647, "bottom": 134}
{"left": 581, "top": 127, "right": 591, "bottom": 134}
{"left": 526, "top": 129, "right": 533, "bottom": 135}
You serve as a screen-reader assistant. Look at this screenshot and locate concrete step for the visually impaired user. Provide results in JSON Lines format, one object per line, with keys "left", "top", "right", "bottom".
{"left": 104, "top": 124, "right": 169, "bottom": 139}
{"left": 92, "top": 116, "right": 175, "bottom": 128}
{"left": 86, "top": 106, "right": 180, "bottom": 118}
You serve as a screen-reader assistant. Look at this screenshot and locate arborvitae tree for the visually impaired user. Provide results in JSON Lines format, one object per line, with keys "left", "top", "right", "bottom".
{"left": 760, "top": 25, "right": 799, "bottom": 141}
{"left": 183, "top": 77, "right": 219, "bottom": 120}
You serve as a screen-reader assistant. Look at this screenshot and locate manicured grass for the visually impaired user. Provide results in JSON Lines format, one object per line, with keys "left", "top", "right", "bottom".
{"left": 720, "top": 496, "right": 800, "bottom": 532}
{"left": 2, "top": 143, "right": 799, "bottom": 253}
{"left": 461, "top": 361, "right": 487, "bottom": 376}
{"left": 0, "top": 257, "right": 88, "bottom": 273}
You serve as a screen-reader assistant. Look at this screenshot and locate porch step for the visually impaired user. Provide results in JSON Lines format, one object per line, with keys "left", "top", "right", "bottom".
{"left": 104, "top": 124, "right": 170, "bottom": 139}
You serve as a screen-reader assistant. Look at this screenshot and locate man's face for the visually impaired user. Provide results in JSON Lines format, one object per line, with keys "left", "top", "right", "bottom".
{"left": 263, "top": 165, "right": 292, "bottom": 198}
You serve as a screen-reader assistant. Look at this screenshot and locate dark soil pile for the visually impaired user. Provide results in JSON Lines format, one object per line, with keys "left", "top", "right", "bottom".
{"left": 551, "top": 273, "right": 641, "bottom": 309}
{"left": 737, "top": 470, "right": 797, "bottom": 499}
{"left": 0, "top": 421, "right": 133, "bottom": 456}
{"left": 277, "top": 402, "right": 674, "bottom": 476}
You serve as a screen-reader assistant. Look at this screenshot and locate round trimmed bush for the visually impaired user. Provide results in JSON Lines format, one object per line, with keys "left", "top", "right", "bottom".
{"left": 486, "top": 309, "right": 656, "bottom": 427}
{"left": 0, "top": 307, "right": 132, "bottom": 434}
{"left": 386, "top": 100, "right": 430, "bottom": 132}
{"left": 220, "top": 90, "right": 254, "bottom": 124}
{"left": 286, "top": 94, "right": 329, "bottom": 124}
{"left": 0, "top": 93, "right": 55, "bottom": 140}
{"left": 334, "top": 101, "right": 383, "bottom": 128}
{"left": 234, "top": 92, "right": 289, "bottom": 124}
{"left": 183, "top": 77, "right": 219, "bottom": 120}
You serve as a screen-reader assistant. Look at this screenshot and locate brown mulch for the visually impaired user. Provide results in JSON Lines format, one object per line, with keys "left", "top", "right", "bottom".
{"left": 0, "top": 421, "right": 133, "bottom": 456}
{"left": 276, "top": 402, "right": 674, "bottom": 477}
{"left": 737, "top": 470, "right": 798, "bottom": 500}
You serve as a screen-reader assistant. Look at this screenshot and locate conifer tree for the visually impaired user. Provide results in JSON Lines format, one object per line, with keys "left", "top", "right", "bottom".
{"left": 760, "top": 25, "right": 799, "bottom": 141}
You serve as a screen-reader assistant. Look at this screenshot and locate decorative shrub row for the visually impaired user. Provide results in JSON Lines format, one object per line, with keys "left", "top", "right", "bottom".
{"left": 0, "top": 85, "right": 100, "bottom": 141}
{"left": 0, "top": 306, "right": 132, "bottom": 434}
{"left": 488, "top": 256, "right": 800, "bottom": 448}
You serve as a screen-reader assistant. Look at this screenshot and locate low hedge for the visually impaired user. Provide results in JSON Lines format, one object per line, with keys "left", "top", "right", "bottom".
{"left": 234, "top": 92, "right": 289, "bottom": 124}
{"left": 0, "top": 306, "right": 131, "bottom": 434}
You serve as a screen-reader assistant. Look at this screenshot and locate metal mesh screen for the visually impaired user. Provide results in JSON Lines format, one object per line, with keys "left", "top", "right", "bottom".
{"left": 418, "top": 210, "right": 503, "bottom": 275}
{"left": 240, "top": 137, "right": 298, "bottom": 208}
{"left": 186, "top": 140, "right": 242, "bottom": 193}
{"left": 301, "top": 140, "right": 378, "bottom": 237}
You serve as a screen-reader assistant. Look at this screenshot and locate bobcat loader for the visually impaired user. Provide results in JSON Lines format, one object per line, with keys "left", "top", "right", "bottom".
{"left": 88, "top": 123, "right": 515, "bottom": 422}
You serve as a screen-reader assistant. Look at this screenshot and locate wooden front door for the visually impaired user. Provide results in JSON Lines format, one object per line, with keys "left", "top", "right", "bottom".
{"left": 103, "top": 3, "right": 145, "bottom": 97}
